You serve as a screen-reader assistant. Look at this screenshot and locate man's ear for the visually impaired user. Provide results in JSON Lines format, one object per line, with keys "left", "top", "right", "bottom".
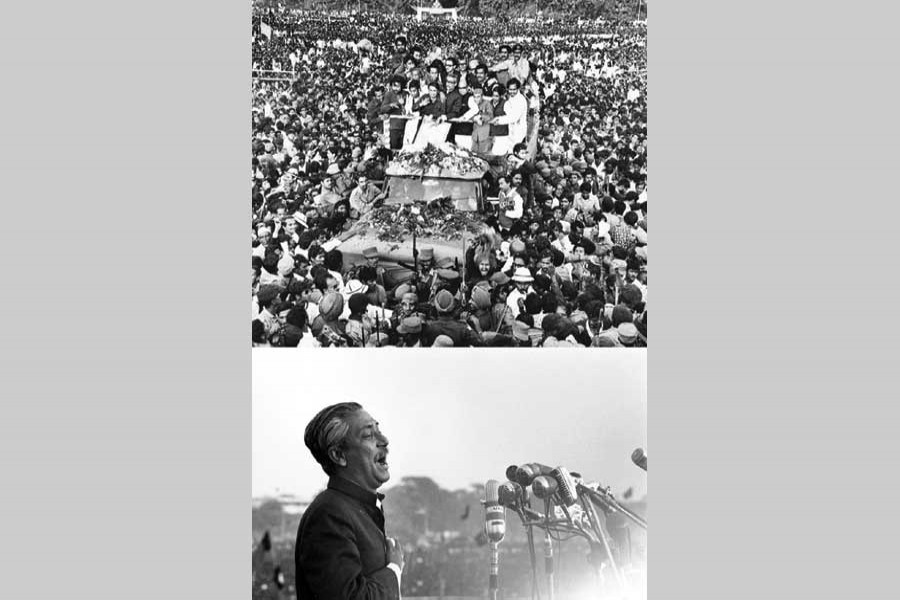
{"left": 328, "top": 446, "right": 347, "bottom": 468}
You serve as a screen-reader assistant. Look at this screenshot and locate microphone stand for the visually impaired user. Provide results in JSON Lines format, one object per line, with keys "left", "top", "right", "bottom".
{"left": 578, "top": 483, "right": 647, "bottom": 530}
{"left": 489, "top": 541, "right": 500, "bottom": 600}
{"left": 541, "top": 497, "right": 556, "bottom": 600}
{"left": 580, "top": 495, "right": 628, "bottom": 593}
{"left": 519, "top": 492, "right": 541, "bottom": 600}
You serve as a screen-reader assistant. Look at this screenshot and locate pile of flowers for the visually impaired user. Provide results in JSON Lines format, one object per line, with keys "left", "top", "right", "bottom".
{"left": 360, "top": 198, "right": 488, "bottom": 243}
{"left": 385, "top": 143, "right": 489, "bottom": 180}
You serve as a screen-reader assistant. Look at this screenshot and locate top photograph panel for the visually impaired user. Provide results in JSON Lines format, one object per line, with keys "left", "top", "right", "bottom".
{"left": 251, "top": 1, "right": 647, "bottom": 348}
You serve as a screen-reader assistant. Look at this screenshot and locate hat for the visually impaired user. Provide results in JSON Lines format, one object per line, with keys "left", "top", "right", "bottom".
{"left": 397, "top": 316, "right": 423, "bottom": 334}
{"left": 343, "top": 279, "right": 367, "bottom": 297}
{"left": 436, "top": 257, "right": 455, "bottom": 270}
{"left": 433, "top": 335, "right": 455, "bottom": 347}
{"left": 292, "top": 211, "right": 309, "bottom": 228}
{"left": 511, "top": 267, "right": 534, "bottom": 283}
{"left": 611, "top": 258, "right": 628, "bottom": 272}
{"left": 362, "top": 246, "right": 378, "bottom": 259}
{"left": 394, "top": 283, "right": 414, "bottom": 300}
{"left": 277, "top": 255, "right": 295, "bottom": 277}
{"left": 436, "top": 268, "right": 460, "bottom": 281}
{"left": 419, "top": 247, "right": 434, "bottom": 261}
{"left": 510, "top": 240, "right": 526, "bottom": 255}
{"left": 490, "top": 272, "right": 511, "bottom": 286}
{"left": 617, "top": 322, "right": 639, "bottom": 345}
{"left": 256, "top": 285, "right": 280, "bottom": 305}
{"left": 471, "top": 285, "right": 492, "bottom": 310}
{"left": 318, "top": 291, "right": 344, "bottom": 321}
{"left": 611, "top": 305, "right": 634, "bottom": 326}
{"left": 433, "top": 289, "right": 456, "bottom": 313}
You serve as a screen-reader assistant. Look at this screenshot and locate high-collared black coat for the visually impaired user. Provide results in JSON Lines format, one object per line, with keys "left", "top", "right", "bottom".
{"left": 294, "top": 477, "right": 399, "bottom": 600}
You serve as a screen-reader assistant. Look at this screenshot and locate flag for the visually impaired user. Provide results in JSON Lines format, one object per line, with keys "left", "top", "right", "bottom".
{"left": 260, "top": 21, "right": 272, "bottom": 39}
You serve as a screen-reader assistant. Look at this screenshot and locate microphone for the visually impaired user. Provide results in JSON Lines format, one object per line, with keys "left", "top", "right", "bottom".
{"left": 632, "top": 448, "right": 647, "bottom": 471}
{"left": 505, "top": 465, "right": 520, "bottom": 482}
{"left": 484, "top": 480, "right": 505, "bottom": 600}
{"left": 516, "top": 463, "right": 553, "bottom": 487}
{"left": 532, "top": 475, "right": 558, "bottom": 500}
{"left": 484, "top": 480, "right": 506, "bottom": 543}
{"left": 551, "top": 466, "right": 579, "bottom": 507}
{"left": 498, "top": 480, "right": 522, "bottom": 510}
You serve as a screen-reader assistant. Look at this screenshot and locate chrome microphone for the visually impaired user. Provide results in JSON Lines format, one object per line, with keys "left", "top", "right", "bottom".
{"left": 632, "top": 448, "right": 647, "bottom": 471}
{"left": 551, "top": 466, "right": 579, "bottom": 507}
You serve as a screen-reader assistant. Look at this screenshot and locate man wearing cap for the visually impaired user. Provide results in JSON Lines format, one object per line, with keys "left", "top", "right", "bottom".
{"left": 507, "top": 267, "right": 535, "bottom": 319}
{"left": 395, "top": 316, "right": 424, "bottom": 348}
{"left": 360, "top": 247, "right": 387, "bottom": 290}
{"left": 421, "top": 290, "right": 483, "bottom": 348}
{"left": 413, "top": 247, "right": 439, "bottom": 301}
{"left": 295, "top": 402, "right": 404, "bottom": 599}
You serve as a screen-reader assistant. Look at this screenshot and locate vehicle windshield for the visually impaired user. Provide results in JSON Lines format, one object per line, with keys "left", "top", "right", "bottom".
{"left": 385, "top": 177, "right": 480, "bottom": 211}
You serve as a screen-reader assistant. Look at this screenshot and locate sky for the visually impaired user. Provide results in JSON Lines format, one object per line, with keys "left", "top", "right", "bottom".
{"left": 252, "top": 349, "right": 646, "bottom": 501}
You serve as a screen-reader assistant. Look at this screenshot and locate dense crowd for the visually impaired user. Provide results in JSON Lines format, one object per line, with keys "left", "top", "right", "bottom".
{"left": 251, "top": 7, "right": 647, "bottom": 348}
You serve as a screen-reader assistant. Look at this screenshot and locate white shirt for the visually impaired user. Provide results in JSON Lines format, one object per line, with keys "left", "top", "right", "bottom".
{"left": 502, "top": 189, "right": 524, "bottom": 220}
{"left": 495, "top": 92, "right": 528, "bottom": 145}
{"left": 506, "top": 286, "right": 534, "bottom": 319}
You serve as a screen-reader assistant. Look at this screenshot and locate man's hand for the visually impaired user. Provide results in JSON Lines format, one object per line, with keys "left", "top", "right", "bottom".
{"left": 387, "top": 537, "right": 405, "bottom": 572}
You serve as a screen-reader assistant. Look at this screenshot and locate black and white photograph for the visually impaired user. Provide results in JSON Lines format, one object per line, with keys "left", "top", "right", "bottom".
{"left": 252, "top": 352, "right": 647, "bottom": 599}
{"left": 250, "top": 1, "right": 648, "bottom": 348}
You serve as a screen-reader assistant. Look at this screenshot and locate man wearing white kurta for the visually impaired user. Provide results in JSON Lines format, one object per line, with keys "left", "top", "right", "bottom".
{"left": 491, "top": 78, "right": 527, "bottom": 149}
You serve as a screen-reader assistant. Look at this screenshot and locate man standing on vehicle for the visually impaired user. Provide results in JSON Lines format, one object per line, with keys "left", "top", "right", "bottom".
{"left": 380, "top": 75, "right": 407, "bottom": 151}
{"left": 490, "top": 78, "right": 528, "bottom": 150}
{"left": 295, "top": 402, "right": 404, "bottom": 599}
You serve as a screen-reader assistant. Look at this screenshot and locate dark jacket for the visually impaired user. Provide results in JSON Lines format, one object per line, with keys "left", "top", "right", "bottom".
{"left": 295, "top": 477, "right": 399, "bottom": 600}
{"left": 445, "top": 90, "right": 473, "bottom": 136}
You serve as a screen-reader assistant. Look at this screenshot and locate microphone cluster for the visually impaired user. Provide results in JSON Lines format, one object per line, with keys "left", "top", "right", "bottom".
{"left": 482, "top": 453, "right": 648, "bottom": 600}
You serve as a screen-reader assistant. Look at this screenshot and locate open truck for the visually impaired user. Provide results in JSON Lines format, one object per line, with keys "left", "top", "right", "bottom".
{"left": 336, "top": 110, "right": 539, "bottom": 289}
{"left": 337, "top": 143, "right": 492, "bottom": 289}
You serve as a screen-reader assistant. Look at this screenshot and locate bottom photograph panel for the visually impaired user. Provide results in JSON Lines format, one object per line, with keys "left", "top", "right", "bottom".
{"left": 253, "top": 351, "right": 646, "bottom": 600}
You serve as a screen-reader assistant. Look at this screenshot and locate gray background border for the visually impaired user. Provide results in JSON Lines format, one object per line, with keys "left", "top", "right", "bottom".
{"left": 3, "top": 0, "right": 900, "bottom": 598}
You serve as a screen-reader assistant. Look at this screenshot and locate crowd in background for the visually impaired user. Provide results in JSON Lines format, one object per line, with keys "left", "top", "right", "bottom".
{"left": 251, "top": 5, "right": 647, "bottom": 347}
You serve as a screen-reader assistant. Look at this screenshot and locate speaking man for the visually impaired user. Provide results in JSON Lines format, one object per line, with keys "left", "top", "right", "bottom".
{"left": 295, "top": 403, "right": 404, "bottom": 599}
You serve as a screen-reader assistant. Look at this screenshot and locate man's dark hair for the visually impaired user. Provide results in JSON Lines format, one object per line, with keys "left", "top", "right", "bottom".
{"left": 324, "top": 249, "right": 344, "bottom": 272}
{"left": 357, "top": 265, "right": 377, "bottom": 283}
{"left": 624, "top": 211, "right": 639, "bottom": 227}
{"left": 304, "top": 403, "right": 363, "bottom": 476}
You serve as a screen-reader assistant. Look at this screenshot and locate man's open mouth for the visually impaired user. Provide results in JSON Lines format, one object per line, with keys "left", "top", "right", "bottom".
{"left": 376, "top": 452, "right": 389, "bottom": 468}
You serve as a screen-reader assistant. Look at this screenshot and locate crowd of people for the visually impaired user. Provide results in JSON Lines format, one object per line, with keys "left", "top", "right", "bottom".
{"left": 251, "top": 5, "right": 647, "bottom": 348}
